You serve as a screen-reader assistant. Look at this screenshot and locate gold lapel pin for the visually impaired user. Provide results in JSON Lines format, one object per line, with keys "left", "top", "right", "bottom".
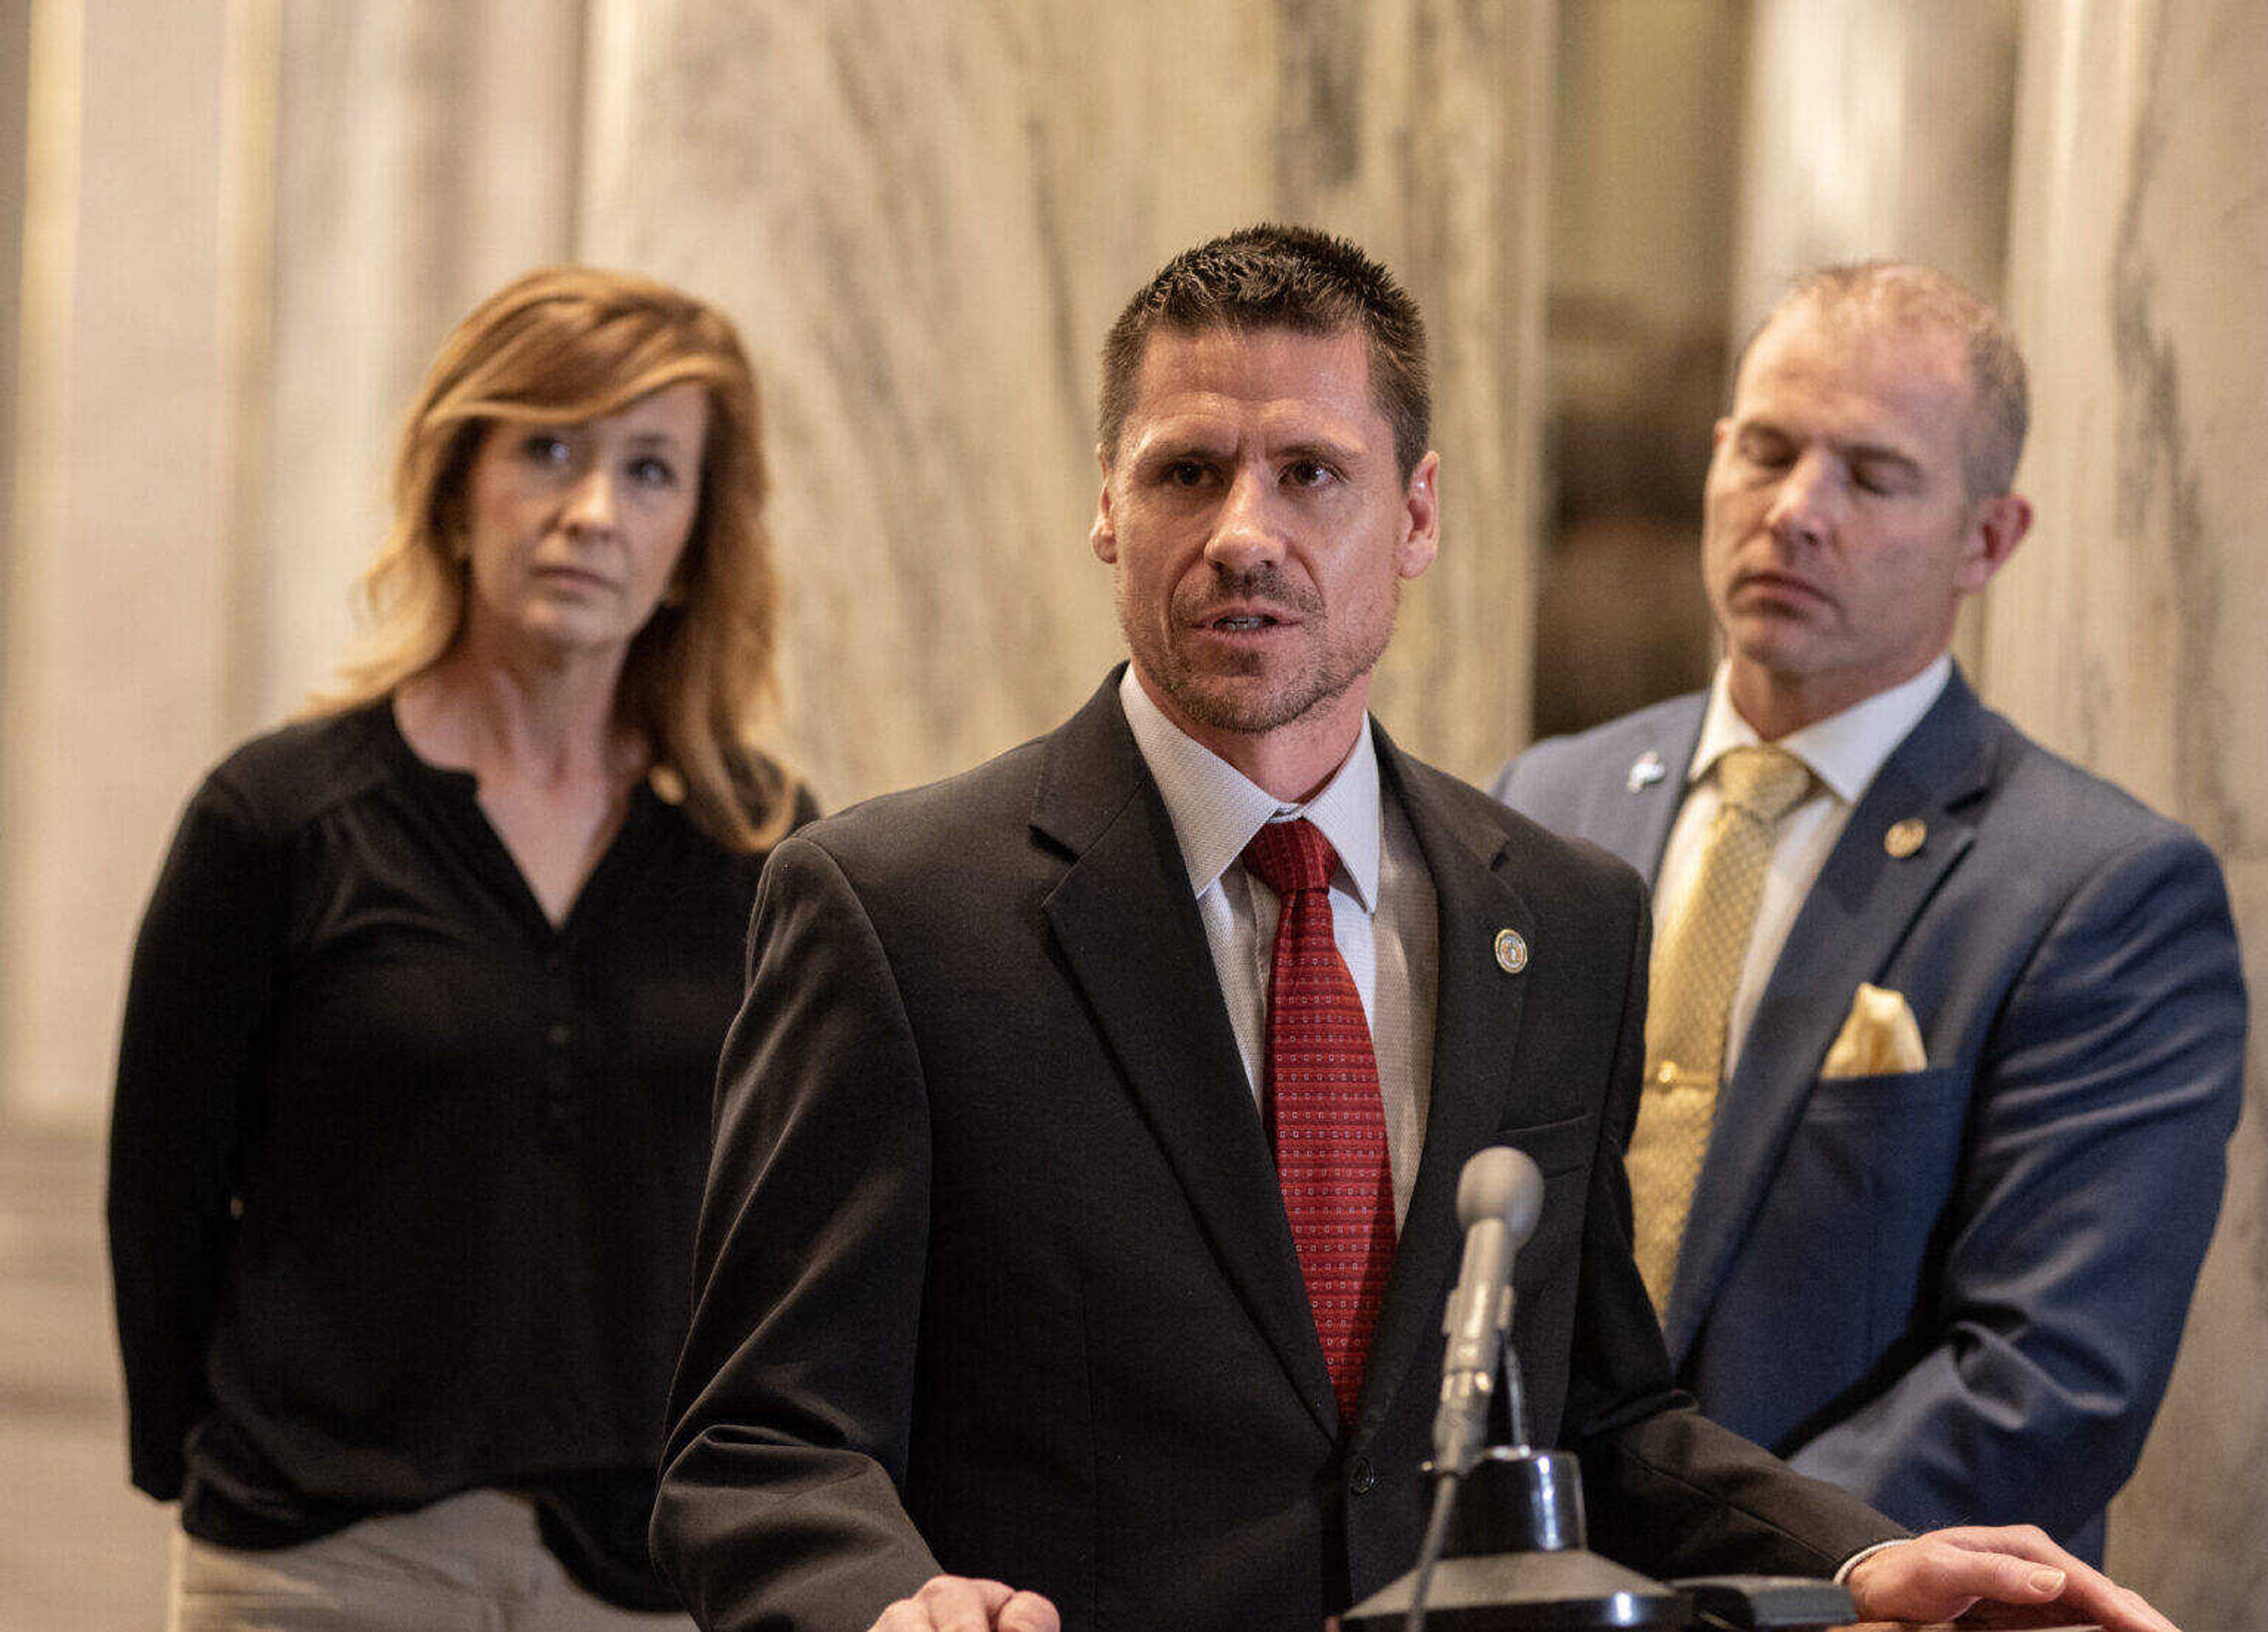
{"left": 1494, "top": 928, "right": 1529, "bottom": 975}
{"left": 1884, "top": 817, "right": 1927, "bottom": 859}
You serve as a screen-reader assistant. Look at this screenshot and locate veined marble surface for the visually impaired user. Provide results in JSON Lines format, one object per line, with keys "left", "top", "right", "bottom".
{"left": 1, "top": 0, "right": 235, "bottom": 1127}
{"left": 1729, "top": 0, "right": 2019, "bottom": 338}
{"left": 0, "top": 0, "right": 585, "bottom": 1129}
{"left": 1992, "top": 0, "right": 2268, "bottom": 1614}
{"left": 261, "top": 1, "right": 584, "bottom": 724}
{"left": 578, "top": 0, "right": 1550, "bottom": 806}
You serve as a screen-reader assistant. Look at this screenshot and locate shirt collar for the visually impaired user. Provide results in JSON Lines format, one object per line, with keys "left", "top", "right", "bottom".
{"left": 1690, "top": 654, "right": 1952, "bottom": 805}
{"left": 1117, "top": 666, "right": 1383, "bottom": 911}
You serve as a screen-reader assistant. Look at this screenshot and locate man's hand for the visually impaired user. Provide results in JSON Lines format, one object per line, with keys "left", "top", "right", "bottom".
{"left": 1846, "top": 1526, "right": 2176, "bottom": 1631}
{"left": 870, "top": 1575, "right": 1061, "bottom": 1632}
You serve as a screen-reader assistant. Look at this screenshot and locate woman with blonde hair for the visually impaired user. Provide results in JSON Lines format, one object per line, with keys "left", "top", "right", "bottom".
{"left": 109, "top": 267, "right": 811, "bottom": 1628}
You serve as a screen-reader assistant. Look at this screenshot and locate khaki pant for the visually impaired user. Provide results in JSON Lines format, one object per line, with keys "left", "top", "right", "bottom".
{"left": 168, "top": 1488, "right": 692, "bottom": 1632}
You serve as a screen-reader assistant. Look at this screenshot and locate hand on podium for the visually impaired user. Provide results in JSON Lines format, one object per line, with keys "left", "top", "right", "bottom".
{"left": 1845, "top": 1525, "right": 2177, "bottom": 1631}
{"left": 869, "top": 1575, "right": 1061, "bottom": 1632}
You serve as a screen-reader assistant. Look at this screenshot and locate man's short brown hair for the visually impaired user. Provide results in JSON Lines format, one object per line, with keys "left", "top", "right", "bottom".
{"left": 1099, "top": 224, "right": 1431, "bottom": 480}
{"left": 1744, "top": 261, "right": 2030, "bottom": 500}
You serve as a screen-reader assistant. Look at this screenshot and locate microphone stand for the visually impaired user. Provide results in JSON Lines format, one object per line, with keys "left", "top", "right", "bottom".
{"left": 1347, "top": 1146, "right": 1858, "bottom": 1630}
{"left": 1342, "top": 1345, "right": 1692, "bottom": 1632}
{"left": 1344, "top": 1360, "right": 1860, "bottom": 1631}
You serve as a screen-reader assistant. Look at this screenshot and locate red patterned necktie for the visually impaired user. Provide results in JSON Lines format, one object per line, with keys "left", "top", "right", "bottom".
{"left": 1240, "top": 816, "right": 1397, "bottom": 1425}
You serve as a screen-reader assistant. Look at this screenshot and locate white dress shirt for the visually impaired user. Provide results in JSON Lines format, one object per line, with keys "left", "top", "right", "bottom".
{"left": 1654, "top": 656, "right": 1950, "bottom": 1080}
{"left": 1117, "top": 668, "right": 1437, "bottom": 1224}
{"left": 1127, "top": 669, "right": 1907, "bottom": 1583}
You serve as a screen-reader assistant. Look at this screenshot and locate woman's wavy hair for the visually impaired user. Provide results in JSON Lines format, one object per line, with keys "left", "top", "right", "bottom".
{"left": 316, "top": 265, "right": 796, "bottom": 851}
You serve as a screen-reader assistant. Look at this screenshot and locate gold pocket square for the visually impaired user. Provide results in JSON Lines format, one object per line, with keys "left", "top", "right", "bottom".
{"left": 1821, "top": 983, "right": 1928, "bottom": 1077}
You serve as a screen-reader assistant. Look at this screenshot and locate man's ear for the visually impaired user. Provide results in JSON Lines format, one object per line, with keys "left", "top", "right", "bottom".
{"left": 1091, "top": 444, "right": 1119, "bottom": 564}
{"left": 1396, "top": 451, "right": 1441, "bottom": 580}
{"left": 1958, "top": 492, "right": 2033, "bottom": 594}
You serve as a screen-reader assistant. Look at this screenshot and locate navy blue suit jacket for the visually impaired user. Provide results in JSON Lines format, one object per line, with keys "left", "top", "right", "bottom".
{"left": 1492, "top": 667, "right": 2245, "bottom": 1561}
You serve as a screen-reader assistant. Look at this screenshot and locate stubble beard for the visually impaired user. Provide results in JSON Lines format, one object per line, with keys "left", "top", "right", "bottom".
{"left": 1120, "top": 569, "right": 1398, "bottom": 737}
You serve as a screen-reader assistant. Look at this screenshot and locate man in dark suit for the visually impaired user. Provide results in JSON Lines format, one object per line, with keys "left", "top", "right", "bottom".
{"left": 653, "top": 230, "right": 2180, "bottom": 1632}
{"left": 1494, "top": 262, "right": 2245, "bottom": 1564}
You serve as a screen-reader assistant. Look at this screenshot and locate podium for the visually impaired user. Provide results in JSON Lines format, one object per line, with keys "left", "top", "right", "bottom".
{"left": 1338, "top": 1447, "right": 2107, "bottom": 1631}
{"left": 1340, "top": 1446, "right": 1850, "bottom": 1630}
{"left": 1355, "top": 1147, "right": 2108, "bottom": 1632}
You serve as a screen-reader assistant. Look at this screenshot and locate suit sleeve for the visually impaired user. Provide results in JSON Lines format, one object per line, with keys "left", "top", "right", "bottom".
{"left": 1784, "top": 828, "right": 2246, "bottom": 1536}
{"left": 653, "top": 833, "right": 944, "bottom": 1632}
{"left": 106, "top": 773, "right": 284, "bottom": 1500}
{"left": 1566, "top": 867, "right": 1908, "bottom": 1576}
{"left": 1490, "top": 738, "right": 1564, "bottom": 816}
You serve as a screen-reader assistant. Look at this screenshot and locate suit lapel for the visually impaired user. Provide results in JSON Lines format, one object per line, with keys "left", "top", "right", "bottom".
{"left": 1350, "top": 732, "right": 1536, "bottom": 1449}
{"left": 1663, "top": 674, "right": 1993, "bottom": 1364}
{"left": 1601, "top": 700, "right": 1706, "bottom": 886}
{"left": 1035, "top": 677, "right": 1340, "bottom": 1438}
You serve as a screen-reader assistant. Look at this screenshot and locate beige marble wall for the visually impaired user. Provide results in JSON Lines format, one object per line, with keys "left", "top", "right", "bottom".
{"left": 1537, "top": 0, "right": 1744, "bottom": 737}
{"left": 1556, "top": 0, "right": 1743, "bottom": 343}
{"left": 256, "top": 0, "right": 585, "bottom": 721}
{"left": 1729, "top": 0, "right": 2022, "bottom": 678}
{"left": 5, "top": 0, "right": 1552, "bottom": 1112}
{"left": 0, "top": 0, "right": 585, "bottom": 1128}
{"left": 1729, "top": 0, "right": 2021, "bottom": 337}
{"left": 578, "top": 0, "right": 1552, "bottom": 807}
{"left": 1988, "top": 2, "right": 2268, "bottom": 1618}
{"left": 1, "top": 0, "right": 237, "bottom": 1126}
{"left": 0, "top": 0, "right": 28, "bottom": 581}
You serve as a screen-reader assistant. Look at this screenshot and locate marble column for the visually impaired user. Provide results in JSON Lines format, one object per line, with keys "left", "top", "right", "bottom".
{"left": 578, "top": 0, "right": 1553, "bottom": 806}
{"left": 1729, "top": 0, "right": 2021, "bottom": 337}
{"left": 255, "top": 0, "right": 585, "bottom": 721}
{"left": 1729, "top": 0, "right": 2021, "bottom": 672}
{"left": 1, "top": 0, "right": 237, "bottom": 1126}
{"left": 1986, "top": 2, "right": 2268, "bottom": 1621}
{"left": 0, "top": 0, "right": 585, "bottom": 1128}
{"left": 0, "top": 0, "right": 29, "bottom": 585}
{"left": 1537, "top": 0, "right": 1746, "bottom": 737}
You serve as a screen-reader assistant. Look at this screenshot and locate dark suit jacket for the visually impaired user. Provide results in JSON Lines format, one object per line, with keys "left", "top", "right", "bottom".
{"left": 1493, "top": 667, "right": 2246, "bottom": 1561}
{"left": 654, "top": 672, "right": 1902, "bottom": 1631}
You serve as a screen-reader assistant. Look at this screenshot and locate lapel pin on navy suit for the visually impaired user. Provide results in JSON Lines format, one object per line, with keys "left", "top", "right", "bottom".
{"left": 1884, "top": 817, "right": 1927, "bottom": 858}
{"left": 1494, "top": 929, "right": 1529, "bottom": 975}
{"left": 1625, "top": 750, "right": 1666, "bottom": 793}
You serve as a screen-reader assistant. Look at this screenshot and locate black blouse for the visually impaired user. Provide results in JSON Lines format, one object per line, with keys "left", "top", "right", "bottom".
{"left": 107, "top": 698, "right": 809, "bottom": 1607}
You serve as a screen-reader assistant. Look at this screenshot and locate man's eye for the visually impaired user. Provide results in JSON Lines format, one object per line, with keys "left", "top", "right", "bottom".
{"left": 1741, "top": 438, "right": 1791, "bottom": 468}
{"left": 1284, "top": 459, "right": 1335, "bottom": 488}
{"left": 1161, "top": 460, "right": 1209, "bottom": 487}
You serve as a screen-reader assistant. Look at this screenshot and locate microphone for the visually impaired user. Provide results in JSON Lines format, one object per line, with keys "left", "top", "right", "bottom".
{"left": 1430, "top": 1146, "right": 1546, "bottom": 1478}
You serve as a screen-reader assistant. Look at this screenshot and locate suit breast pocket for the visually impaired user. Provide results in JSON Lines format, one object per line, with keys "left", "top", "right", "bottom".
{"left": 1493, "top": 1112, "right": 1595, "bottom": 1298}
{"left": 1783, "top": 1066, "right": 1969, "bottom": 1350}
{"left": 1496, "top": 1110, "right": 1595, "bottom": 1178}
{"left": 1800, "top": 1063, "right": 1967, "bottom": 1124}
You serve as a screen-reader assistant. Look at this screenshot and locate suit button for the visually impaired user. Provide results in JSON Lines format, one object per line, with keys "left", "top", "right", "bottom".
{"left": 1350, "top": 1457, "right": 1376, "bottom": 1495}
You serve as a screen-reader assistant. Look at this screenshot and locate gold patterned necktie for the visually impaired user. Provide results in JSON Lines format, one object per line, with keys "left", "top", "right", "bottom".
{"left": 1628, "top": 744, "right": 1812, "bottom": 1312}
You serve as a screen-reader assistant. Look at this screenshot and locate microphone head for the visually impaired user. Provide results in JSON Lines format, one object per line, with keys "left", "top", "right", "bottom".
{"left": 1456, "top": 1146, "right": 1546, "bottom": 1247}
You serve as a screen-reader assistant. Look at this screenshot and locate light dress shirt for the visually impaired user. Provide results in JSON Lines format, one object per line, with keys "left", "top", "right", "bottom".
{"left": 1117, "top": 667, "right": 1438, "bottom": 1225}
{"left": 1655, "top": 654, "right": 1951, "bottom": 1082}
{"left": 1124, "top": 670, "right": 1908, "bottom": 1581}
{"left": 1661, "top": 658, "right": 1952, "bottom": 1584}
